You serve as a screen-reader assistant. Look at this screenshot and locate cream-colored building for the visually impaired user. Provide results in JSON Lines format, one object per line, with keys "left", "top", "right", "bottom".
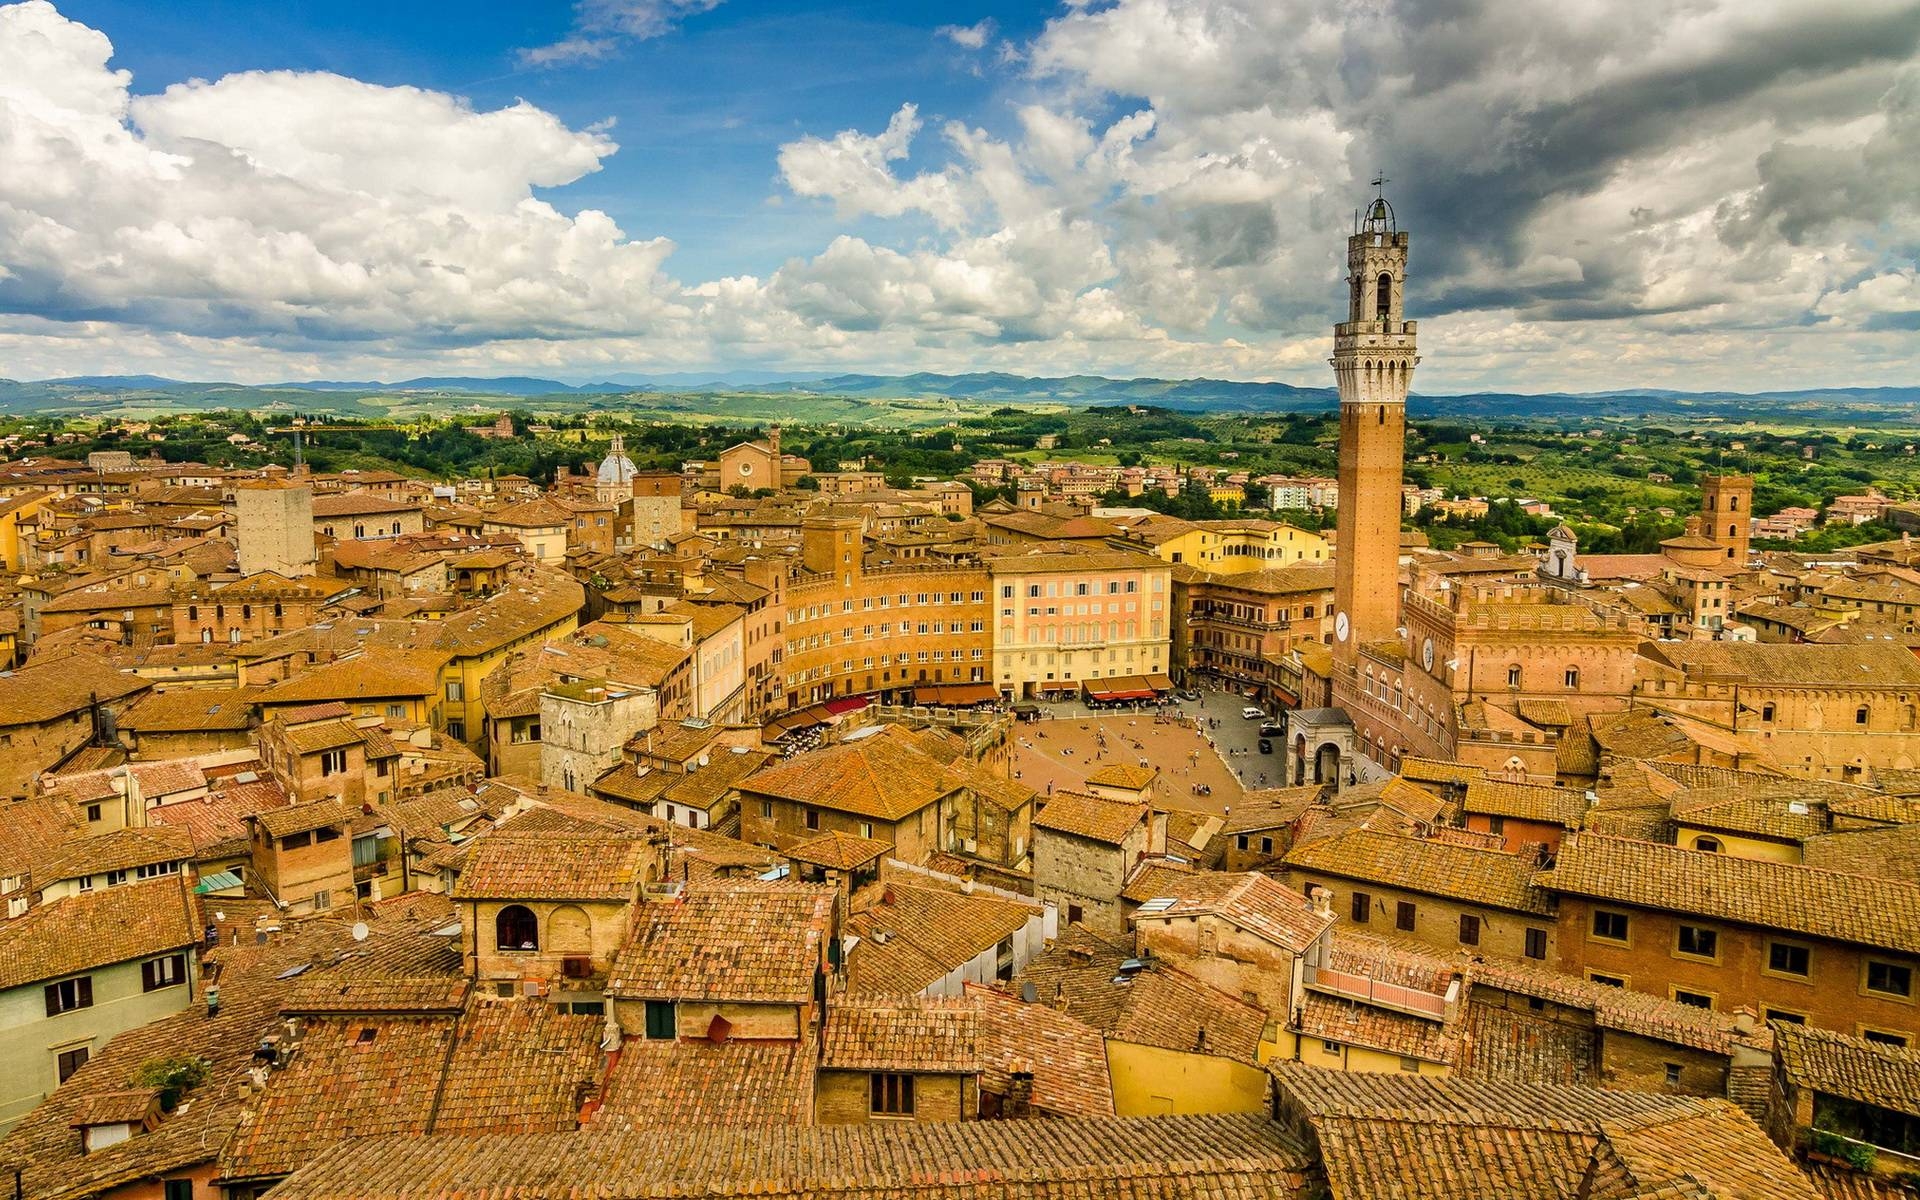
{"left": 0, "top": 877, "right": 200, "bottom": 1136}
{"left": 985, "top": 550, "right": 1172, "bottom": 701}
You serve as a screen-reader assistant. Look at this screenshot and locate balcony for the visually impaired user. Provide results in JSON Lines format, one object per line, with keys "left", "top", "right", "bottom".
{"left": 1302, "top": 961, "right": 1454, "bottom": 1021}
{"left": 1191, "top": 609, "right": 1289, "bottom": 632}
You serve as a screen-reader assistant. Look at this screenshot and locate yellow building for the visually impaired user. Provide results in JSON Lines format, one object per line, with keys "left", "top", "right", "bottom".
{"left": 1114, "top": 517, "right": 1330, "bottom": 575}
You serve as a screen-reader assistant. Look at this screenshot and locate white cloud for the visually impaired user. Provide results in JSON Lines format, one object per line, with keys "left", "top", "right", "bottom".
{"left": 775, "top": 104, "right": 971, "bottom": 229}
{"left": 1, "top": 0, "right": 1917, "bottom": 392}
{"left": 936, "top": 19, "right": 997, "bottom": 50}
{"left": 520, "top": 0, "right": 723, "bottom": 67}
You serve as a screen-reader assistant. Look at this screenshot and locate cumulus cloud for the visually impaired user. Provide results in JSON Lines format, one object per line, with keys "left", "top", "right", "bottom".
{"left": 520, "top": 0, "right": 722, "bottom": 67}
{"left": 936, "top": 19, "right": 997, "bottom": 50}
{"left": 2, "top": 0, "right": 1918, "bottom": 390}
{"left": 775, "top": 104, "right": 971, "bottom": 229}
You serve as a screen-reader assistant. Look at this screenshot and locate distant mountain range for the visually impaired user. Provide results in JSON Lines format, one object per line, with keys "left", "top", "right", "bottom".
{"left": 1, "top": 372, "right": 1916, "bottom": 425}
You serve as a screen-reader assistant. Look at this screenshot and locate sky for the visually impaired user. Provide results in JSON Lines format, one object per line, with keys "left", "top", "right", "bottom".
{"left": 0, "top": 0, "right": 1916, "bottom": 392}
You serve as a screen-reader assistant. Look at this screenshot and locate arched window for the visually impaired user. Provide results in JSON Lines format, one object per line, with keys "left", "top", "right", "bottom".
{"left": 1564, "top": 667, "right": 1579, "bottom": 689}
{"left": 1506, "top": 665, "right": 1521, "bottom": 688}
{"left": 1728, "top": 524, "right": 1737, "bottom": 537}
{"left": 496, "top": 905, "right": 539, "bottom": 951}
{"left": 1694, "top": 836, "right": 1722, "bottom": 853}
{"left": 1761, "top": 703, "right": 1775, "bottom": 722}
{"left": 1729, "top": 496, "right": 1740, "bottom": 512}
{"left": 1856, "top": 706, "right": 1870, "bottom": 725}
{"left": 1376, "top": 272, "right": 1392, "bottom": 321}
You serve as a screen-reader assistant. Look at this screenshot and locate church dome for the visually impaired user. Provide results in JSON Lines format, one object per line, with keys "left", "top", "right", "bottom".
{"left": 597, "top": 434, "right": 636, "bottom": 484}
{"left": 597, "top": 453, "right": 635, "bottom": 484}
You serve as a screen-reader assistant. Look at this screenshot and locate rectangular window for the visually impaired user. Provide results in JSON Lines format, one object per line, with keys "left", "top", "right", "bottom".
{"left": 1588, "top": 972, "right": 1626, "bottom": 988}
{"left": 1591, "top": 910, "right": 1629, "bottom": 943}
{"left": 1862, "top": 1029, "right": 1911, "bottom": 1048}
{"left": 320, "top": 748, "right": 347, "bottom": 776}
{"left": 1672, "top": 988, "right": 1713, "bottom": 1010}
{"left": 1459, "top": 914, "right": 1481, "bottom": 947}
{"left": 1764, "top": 1008, "right": 1806, "bottom": 1025}
{"left": 1763, "top": 941, "right": 1810, "bottom": 977}
{"left": 312, "top": 890, "right": 331, "bottom": 911}
{"left": 870, "top": 1072, "right": 915, "bottom": 1115}
{"left": 141, "top": 954, "right": 187, "bottom": 992}
{"left": 57, "top": 1046, "right": 90, "bottom": 1083}
{"left": 1067, "top": 903, "right": 1083, "bottom": 925}
{"left": 805, "top": 808, "right": 820, "bottom": 831}
{"left": 44, "top": 976, "right": 94, "bottom": 1016}
{"left": 1525, "top": 928, "right": 1548, "bottom": 960}
{"left": 445, "top": 680, "right": 464, "bottom": 701}
{"left": 760, "top": 800, "right": 773, "bottom": 819}
{"left": 1350, "top": 891, "right": 1370, "bottom": 924}
{"left": 1866, "top": 960, "right": 1913, "bottom": 998}
{"left": 1395, "top": 901, "right": 1416, "bottom": 932}
{"left": 644, "top": 1000, "right": 677, "bottom": 1040}
{"left": 1675, "top": 924, "right": 1718, "bottom": 960}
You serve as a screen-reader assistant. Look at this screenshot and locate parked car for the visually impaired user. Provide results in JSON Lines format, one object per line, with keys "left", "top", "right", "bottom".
{"left": 1241, "top": 706, "right": 1266, "bottom": 720}
{"left": 1259, "top": 723, "right": 1286, "bottom": 740}
{"left": 1175, "top": 689, "right": 1201, "bottom": 702}
{"left": 1258, "top": 738, "right": 1273, "bottom": 754}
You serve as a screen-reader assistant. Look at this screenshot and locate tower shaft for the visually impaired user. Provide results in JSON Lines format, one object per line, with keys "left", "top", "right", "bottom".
{"left": 1330, "top": 207, "right": 1417, "bottom": 662}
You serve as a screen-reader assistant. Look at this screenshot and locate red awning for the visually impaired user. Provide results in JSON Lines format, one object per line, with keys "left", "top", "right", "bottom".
{"left": 823, "top": 695, "right": 871, "bottom": 715}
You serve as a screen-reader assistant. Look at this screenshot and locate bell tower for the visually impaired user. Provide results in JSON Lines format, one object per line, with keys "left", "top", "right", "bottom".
{"left": 1331, "top": 185, "right": 1418, "bottom": 664}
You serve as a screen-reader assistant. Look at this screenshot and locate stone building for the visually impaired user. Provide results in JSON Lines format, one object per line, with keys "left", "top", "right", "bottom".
{"left": 1031, "top": 790, "right": 1159, "bottom": 933}
{"left": 232, "top": 481, "right": 316, "bottom": 578}
{"left": 538, "top": 679, "right": 660, "bottom": 794}
{"left": 984, "top": 548, "right": 1172, "bottom": 702}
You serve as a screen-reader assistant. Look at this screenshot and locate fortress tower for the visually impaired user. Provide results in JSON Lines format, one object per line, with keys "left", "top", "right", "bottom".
{"left": 1331, "top": 189, "right": 1418, "bottom": 663}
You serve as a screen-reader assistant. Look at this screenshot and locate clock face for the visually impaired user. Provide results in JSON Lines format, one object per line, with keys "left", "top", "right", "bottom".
{"left": 1334, "top": 611, "right": 1350, "bottom": 642}
{"left": 1421, "top": 637, "right": 1435, "bottom": 672}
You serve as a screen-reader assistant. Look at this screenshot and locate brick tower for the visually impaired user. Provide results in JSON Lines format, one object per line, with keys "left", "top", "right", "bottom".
{"left": 1331, "top": 189, "right": 1418, "bottom": 663}
{"left": 1699, "top": 474, "right": 1753, "bottom": 565}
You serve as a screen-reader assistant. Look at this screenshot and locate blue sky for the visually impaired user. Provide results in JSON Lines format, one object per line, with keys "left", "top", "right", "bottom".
{"left": 59, "top": 0, "right": 1047, "bottom": 281}
{"left": 1, "top": 0, "right": 1916, "bottom": 389}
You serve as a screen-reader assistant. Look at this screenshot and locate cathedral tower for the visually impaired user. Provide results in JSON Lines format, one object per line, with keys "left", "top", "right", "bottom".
{"left": 1331, "top": 190, "right": 1418, "bottom": 662}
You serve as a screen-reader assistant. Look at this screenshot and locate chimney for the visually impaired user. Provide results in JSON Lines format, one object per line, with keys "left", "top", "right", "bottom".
{"left": 1006, "top": 1061, "right": 1035, "bottom": 1118}
{"left": 1732, "top": 1008, "right": 1757, "bottom": 1036}
{"left": 1309, "top": 886, "right": 1333, "bottom": 919}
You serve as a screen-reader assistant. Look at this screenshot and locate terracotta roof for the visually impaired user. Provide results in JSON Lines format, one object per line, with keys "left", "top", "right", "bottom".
{"left": 1646, "top": 641, "right": 1920, "bottom": 688}
{"left": 1034, "top": 790, "right": 1147, "bottom": 844}
{"left": 845, "top": 881, "right": 1040, "bottom": 995}
{"left": 606, "top": 884, "right": 834, "bottom": 1003}
{"left": 255, "top": 799, "right": 353, "bottom": 841}
{"left": 1296, "top": 992, "right": 1460, "bottom": 1065}
{"left": 1542, "top": 833, "right": 1920, "bottom": 955}
{"left": 786, "top": 829, "right": 894, "bottom": 869}
{"left": 1127, "top": 869, "right": 1333, "bottom": 954}
{"left": 66, "top": 1089, "right": 161, "bottom": 1129}
{"left": 1463, "top": 778, "right": 1591, "bottom": 828}
{"left": 119, "top": 686, "right": 259, "bottom": 732}
{"left": 1084, "top": 763, "right": 1158, "bottom": 790}
{"left": 592, "top": 1037, "right": 816, "bottom": 1128}
{"left": 278, "top": 717, "right": 365, "bottom": 755}
{"left": 271, "top": 1117, "right": 1310, "bottom": 1200}
{"left": 1285, "top": 828, "right": 1551, "bottom": 915}
{"left": 450, "top": 833, "right": 644, "bottom": 902}
{"left": 967, "top": 983, "right": 1115, "bottom": 1118}
{"left": 0, "top": 654, "right": 149, "bottom": 725}
{"left": 1272, "top": 1066, "right": 1818, "bottom": 1200}
{"left": 41, "top": 825, "right": 195, "bottom": 882}
{"left": 1469, "top": 954, "right": 1764, "bottom": 1057}
{"left": 1775, "top": 1023, "right": 1920, "bottom": 1119}
{"left": 821, "top": 993, "right": 981, "bottom": 1073}
{"left": 1013, "top": 925, "right": 1266, "bottom": 1064}
{"left": 0, "top": 874, "right": 197, "bottom": 990}
{"left": 281, "top": 976, "right": 473, "bottom": 1015}
{"left": 742, "top": 726, "right": 965, "bottom": 821}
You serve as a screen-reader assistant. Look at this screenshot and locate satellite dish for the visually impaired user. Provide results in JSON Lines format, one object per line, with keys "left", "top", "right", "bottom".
{"left": 351, "top": 922, "right": 370, "bottom": 942}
